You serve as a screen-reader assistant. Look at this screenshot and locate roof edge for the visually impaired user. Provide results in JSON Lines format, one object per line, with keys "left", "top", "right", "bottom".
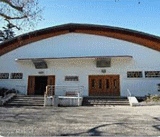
{"left": 0, "top": 23, "right": 160, "bottom": 56}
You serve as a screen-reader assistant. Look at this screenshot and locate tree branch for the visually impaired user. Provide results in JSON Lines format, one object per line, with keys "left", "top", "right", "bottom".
{"left": 0, "top": 0, "right": 23, "bottom": 12}
{"left": 0, "top": 13, "right": 27, "bottom": 20}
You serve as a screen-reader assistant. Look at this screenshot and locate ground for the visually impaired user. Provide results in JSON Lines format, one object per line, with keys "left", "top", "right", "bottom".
{"left": 0, "top": 106, "right": 160, "bottom": 136}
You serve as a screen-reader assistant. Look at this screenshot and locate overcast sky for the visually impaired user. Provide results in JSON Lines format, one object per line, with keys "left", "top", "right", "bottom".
{"left": 21, "top": 0, "right": 160, "bottom": 36}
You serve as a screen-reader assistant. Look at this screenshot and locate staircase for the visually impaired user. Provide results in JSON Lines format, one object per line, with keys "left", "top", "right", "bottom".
{"left": 82, "top": 96, "right": 129, "bottom": 106}
{"left": 4, "top": 95, "right": 44, "bottom": 106}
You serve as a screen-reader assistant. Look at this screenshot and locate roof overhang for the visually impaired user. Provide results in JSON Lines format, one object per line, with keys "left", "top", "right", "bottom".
{"left": 15, "top": 55, "right": 133, "bottom": 62}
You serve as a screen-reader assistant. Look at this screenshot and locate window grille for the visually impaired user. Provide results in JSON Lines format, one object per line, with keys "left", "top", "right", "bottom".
{"left": 145, "top": 71, "right": 160, "bottom": 78}
{"left": 65, "top": 76, "right": 79, "bottom": 81}
{"left": 127, "top": 71, "right": 143, "bottom": 78}
{"left": 11, "top": 73, "right": 23, "bottom": 79}
{"left": 0, "top": 73, "right": 9, "bottom": 79}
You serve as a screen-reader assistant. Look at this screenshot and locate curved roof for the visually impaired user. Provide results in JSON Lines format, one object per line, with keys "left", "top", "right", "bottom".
{"left": 0, "top": 23, "right": 160, "bottom": 56}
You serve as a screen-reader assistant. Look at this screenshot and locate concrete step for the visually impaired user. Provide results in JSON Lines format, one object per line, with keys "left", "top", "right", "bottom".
{"left": 82, "top": 96, "right": 129, "bottom": 106}
{"left": 84, "top": 101, "right": 129, "bottom": 104}
{"left": 86, "top": 101, "right": 129, "bottom": 103}
{"left": 4, "top": 95, "right": 44, "bottom": 106}
{"left": 13, "top": 98, "right": 44, "bottom": 101}
{"left": 5, "top": 103, "right": 44, "bottom": 106}
{"left": 6, "top": 100, "right": 44, "bottom": 103}
{"left": 84, "top": 104, "right": 130, "bottom": 106}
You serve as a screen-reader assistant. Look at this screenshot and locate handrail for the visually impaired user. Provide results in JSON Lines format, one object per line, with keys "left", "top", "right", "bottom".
{"left": 45, "top": 85, "right": 84, "bottom": 97}
{"left": 4, "top": 89, "right": 10, "bottom": 97}
{"left": 44, "top": 85, "right": 84, "bottom": 107}
{"left": 127, "top": 89, "right": 132, "bottom": 97}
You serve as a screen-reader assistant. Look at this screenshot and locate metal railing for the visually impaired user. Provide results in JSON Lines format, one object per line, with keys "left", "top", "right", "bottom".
{"left": 4, "top": 89, "right": 10, "bottom": 97}
{"left": 44, "top": 85, "right": 84, "bottom": 106}
{"left": 127, "top": 89, "right": 132, "bottom": 97}
{"left": 45, "top": 85, "right": 84, "bottom": 97}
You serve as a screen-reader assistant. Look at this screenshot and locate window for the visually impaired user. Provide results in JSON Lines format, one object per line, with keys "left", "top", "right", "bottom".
{"left": 106, "top": 79, "right": 109, "bottom": 89}
{"left": 127, "top": 71, "right": 143, "bottom": 78}
{"left": 11, "top": 73, "right": 23, "bottom": 79}
{"left": 92, "top": 79, "right": 95, "bottom": 88}
{"left": 0, "top": 73, "right": 9, "bottom": 79}
{"left": 145, "top": 71, "right": 160, "bottom": 78}
{"left": 65, "top": 76, "right": 79, "bottom": 81}
{"left": 99, "top": 79, "right": 102, "bottom": 89}
{"left": 113, "top": 79, "right": 117, "bottom": 89}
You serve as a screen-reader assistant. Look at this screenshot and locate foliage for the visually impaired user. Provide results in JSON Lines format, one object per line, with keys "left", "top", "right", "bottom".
{"left": 145, "top": 94, "right": 160, "bottom": 103}
{"left": 0, "top": 0, "right": 43, "bottom": 37}
{"left": 0, "top": 87, "right": 19, "bottom": 97}
{"left": 0, "top": 20, "right": 16, "bottom": 41}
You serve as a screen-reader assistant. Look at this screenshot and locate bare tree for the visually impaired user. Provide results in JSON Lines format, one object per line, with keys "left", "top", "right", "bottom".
{"left": 0, "top": 0, "right": 43, "bottom": 31}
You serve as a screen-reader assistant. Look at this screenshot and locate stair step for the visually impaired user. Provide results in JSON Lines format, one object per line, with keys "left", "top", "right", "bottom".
{"left": 83, "top": 103, "right": 129, "bottom": 105}
{"left": 82, "top": 96, "right": 129, "bottom": 106}
{"left": 4, "top": 95, "right": 44, "bottom": 106}
{"left": 5, "top": 104, "right": 43, "bottom": 106}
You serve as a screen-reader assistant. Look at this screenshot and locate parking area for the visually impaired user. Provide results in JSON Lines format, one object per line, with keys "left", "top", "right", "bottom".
{"left": 0, "top": 105, "right": 160, "bottom": 136}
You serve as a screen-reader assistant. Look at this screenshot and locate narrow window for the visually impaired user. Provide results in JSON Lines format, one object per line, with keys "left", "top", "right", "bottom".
{"left": 92, "top": 79, "right": 95, "bottom": 88}
{"left": 106, "top": 79, "right": 109, "bottom": 89}
{"left": 99, "top": 79, "right": 102, "bottom": 89}
{"left": 113, "top": 79, "right": 117, "bottom": 89}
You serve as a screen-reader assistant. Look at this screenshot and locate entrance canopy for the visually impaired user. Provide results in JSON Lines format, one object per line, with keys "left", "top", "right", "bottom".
{"left": 15, "top": 55, "right": 133, "bottom": 61}
{"left": 15, "top": 55, "right": 133, "bottom": 69}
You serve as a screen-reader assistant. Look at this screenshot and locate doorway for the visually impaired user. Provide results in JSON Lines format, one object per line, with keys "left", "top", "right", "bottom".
{"left": 35, "top": 76, "right": 48, "bottom": 95}
{"left": 89, "top": 75, "right": 120, "bottom": 96}
{"left": 27, "top": 75, "right": 55, "bottom": 95}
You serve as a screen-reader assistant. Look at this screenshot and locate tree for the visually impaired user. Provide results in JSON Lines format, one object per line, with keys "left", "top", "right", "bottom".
{"left": 0, "top": 0, "right": 43, "bottom": 40}
{"left": 0, "top": 19, "right": 18, "bottom": 41}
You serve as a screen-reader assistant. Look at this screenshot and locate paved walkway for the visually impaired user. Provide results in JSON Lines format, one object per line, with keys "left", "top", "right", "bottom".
{"left": 0, "top": 106, "right": 160, "bottom": 136}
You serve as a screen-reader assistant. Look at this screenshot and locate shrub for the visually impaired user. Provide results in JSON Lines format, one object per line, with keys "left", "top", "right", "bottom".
{"left": 145, "top": 94, "right": 160, "bottom": 102}
{"left": 0, "top": 88, "right": 19, "bottom": 97}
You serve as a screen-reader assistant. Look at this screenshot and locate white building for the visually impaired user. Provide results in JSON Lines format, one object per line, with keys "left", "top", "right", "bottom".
{"left": 0, "top": 23, "right": 160, "bottom": 97}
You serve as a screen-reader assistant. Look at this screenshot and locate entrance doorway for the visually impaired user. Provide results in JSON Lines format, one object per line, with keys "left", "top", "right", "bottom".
{"left": 89, "top": 75, "right": 120, "bottom": 96}
{"left": 35, "top": 76, "right": 47, "bottom": 95}
{"left": 27, "top": 75, "right": 55, "bottom": 95}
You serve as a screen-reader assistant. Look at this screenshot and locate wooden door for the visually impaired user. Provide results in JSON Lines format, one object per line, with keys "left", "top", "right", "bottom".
{"left": 28, "top": 76, "right": 35, "bottom": 95}
{"left": 47, "top": 76, "right": 55, "bottom": 95}
{"left": 110, "top": 75, "right": 120, "bottom": 96}
{"left": 89, "top": 75, "right": 120, "bottom": 96}
{"left": 47, "top": 76, "right": 55, "bottom": 85}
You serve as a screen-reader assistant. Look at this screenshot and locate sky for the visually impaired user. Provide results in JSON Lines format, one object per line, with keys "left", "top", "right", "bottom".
{"left": 6, "top": 0, "right": 160, "bottom": 36}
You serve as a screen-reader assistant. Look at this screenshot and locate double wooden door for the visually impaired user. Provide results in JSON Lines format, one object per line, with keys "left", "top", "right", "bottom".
{"left": 89, "top": 75, "right": 120, "bottom": 96}
{"left": 28, "top": 76, "right": 55, "bottom": 95}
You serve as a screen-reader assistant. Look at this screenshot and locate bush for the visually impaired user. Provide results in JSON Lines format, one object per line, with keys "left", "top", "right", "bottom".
{"left": 0, "top": 88, "right": 19, "bottom": 97}
{"left": 0, "top": 88, "right": 8, "bottom": 97}
{"left": 145, "top": 94, "right": 160, "bottom": 102}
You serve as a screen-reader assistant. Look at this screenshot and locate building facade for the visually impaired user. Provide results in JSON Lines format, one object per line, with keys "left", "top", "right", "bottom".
{"left": 0, "top": 24, "right": 160, "bottom": 97}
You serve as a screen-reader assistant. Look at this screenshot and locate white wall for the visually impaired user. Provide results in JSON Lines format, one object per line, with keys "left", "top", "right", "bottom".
{"left": 0, "top": 33, "right": 160, "bottom": 96}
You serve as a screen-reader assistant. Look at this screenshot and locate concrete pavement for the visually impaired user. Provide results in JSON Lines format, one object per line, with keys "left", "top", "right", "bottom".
{"left": 0, "top": 105, "right": 160, "bottom": 136}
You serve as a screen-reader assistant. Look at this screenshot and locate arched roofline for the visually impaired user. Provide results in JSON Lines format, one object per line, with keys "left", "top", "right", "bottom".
{"left": 0, "top": 23, "right": 160, "bottom": 56}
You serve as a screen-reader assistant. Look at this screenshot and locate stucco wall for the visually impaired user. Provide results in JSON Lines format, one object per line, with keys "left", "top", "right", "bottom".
{"left": 0, "top": 33, "right": 160, "bottom": 96}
